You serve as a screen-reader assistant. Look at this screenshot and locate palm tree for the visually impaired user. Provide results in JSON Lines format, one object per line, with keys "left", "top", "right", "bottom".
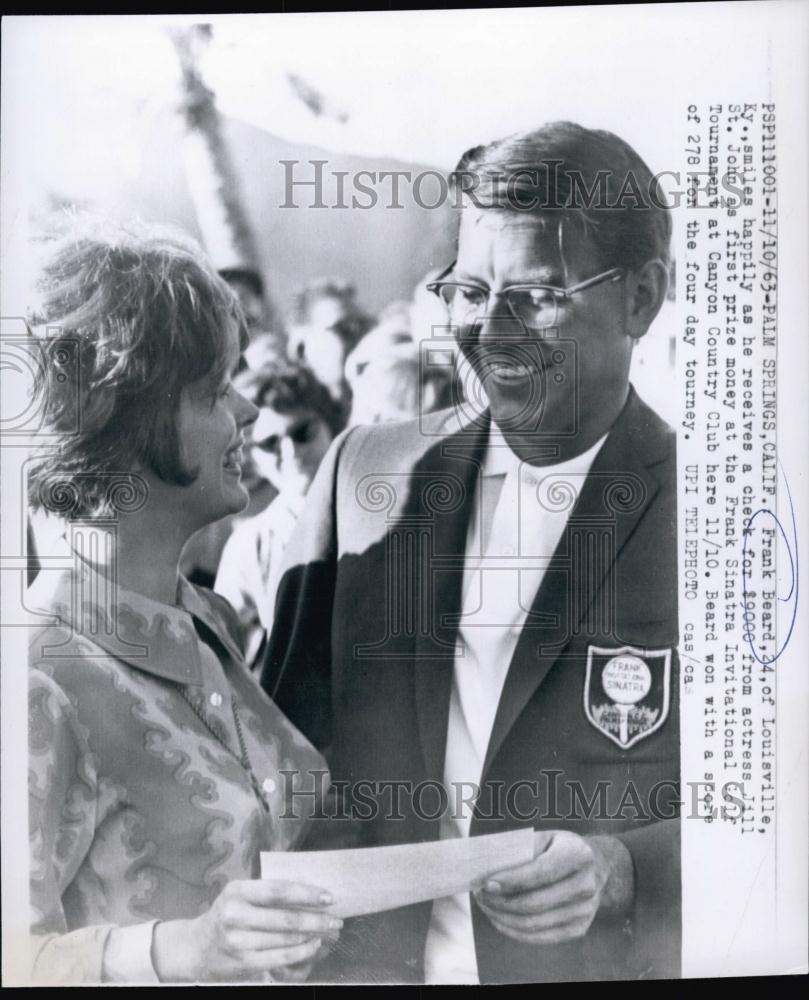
{"left": 169, "top": 24, "right": 285, "bottom": 343}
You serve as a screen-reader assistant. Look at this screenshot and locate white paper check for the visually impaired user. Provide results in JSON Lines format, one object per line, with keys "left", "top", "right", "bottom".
{"left": 260, "top": 827, "right": 536, "bottom": 918}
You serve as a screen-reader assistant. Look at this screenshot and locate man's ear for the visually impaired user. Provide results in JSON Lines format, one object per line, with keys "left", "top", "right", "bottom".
{"left": 625, "top": 259, "right": 669, "bottom": 340}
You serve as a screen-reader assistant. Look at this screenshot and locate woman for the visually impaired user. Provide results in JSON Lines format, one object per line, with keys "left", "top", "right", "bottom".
{"left": 26, "top": 221, "right": 340, "bottom": 983}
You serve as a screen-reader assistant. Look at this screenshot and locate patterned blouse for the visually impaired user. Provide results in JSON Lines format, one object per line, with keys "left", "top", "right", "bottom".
{"left": 27, "top": 558, "right": 329, "bottom": 984}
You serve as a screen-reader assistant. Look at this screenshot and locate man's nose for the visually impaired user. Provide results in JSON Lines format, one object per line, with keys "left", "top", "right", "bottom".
{"left": 473, "top": 307, "right": 528, "bottom": 345}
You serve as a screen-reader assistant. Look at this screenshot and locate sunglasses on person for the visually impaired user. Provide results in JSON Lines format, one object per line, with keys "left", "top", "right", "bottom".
{"left": 251, "top": 418, "right": 321, "bottom": 455}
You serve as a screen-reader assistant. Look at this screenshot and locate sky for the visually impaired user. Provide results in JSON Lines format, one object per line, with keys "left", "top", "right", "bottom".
{"left": 2, "top": 5, "right": 790, "bottom": 181}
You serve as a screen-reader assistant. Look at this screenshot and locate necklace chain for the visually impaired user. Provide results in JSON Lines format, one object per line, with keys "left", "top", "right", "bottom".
{"left": 174, "top": 683, "right": 270, "bottom": 813}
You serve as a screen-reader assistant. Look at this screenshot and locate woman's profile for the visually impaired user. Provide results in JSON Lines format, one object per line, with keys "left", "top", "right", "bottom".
{"left": 26, "top": 220, "right": 340, "bottom": 983}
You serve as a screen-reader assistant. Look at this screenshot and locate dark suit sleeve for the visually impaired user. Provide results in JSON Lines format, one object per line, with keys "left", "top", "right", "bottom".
{"left": 612, "top": 636, "right": 681, "bottom": 979}
{"left": 259, "top": 426, "right": 356, "bottom": 750}
{"left": 614, "top": 818, "right": 681, "bottom": 978}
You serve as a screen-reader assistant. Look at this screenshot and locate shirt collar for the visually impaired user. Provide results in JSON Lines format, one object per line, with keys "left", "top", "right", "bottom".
{"left": 28, "top": 557, "right": 242, "bottom": 686}
{"left": 481, "top": 421, "right": 609, "bottom": 482}
{"left": 175, "top": 574, "right": 245, "bottom": 666}
{"left": 481, "top": 422, "right": 522, "bottom": 478}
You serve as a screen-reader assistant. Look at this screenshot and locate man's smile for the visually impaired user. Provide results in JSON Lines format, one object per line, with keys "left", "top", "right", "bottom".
{"left": 472, "top": 344, "right": 559, "bottom": 386}
{"left": 484, "top": 359, "right": 540, "bottom": 383}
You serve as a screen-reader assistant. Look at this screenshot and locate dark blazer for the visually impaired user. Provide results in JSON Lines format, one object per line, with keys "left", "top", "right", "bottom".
{"left": 262, "top": 385, "right": 680, "bottom": 984}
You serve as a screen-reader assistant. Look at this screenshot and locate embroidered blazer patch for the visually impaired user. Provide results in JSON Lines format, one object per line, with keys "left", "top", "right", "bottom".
{"left": 584, "top": 644, "right": 672, "bottom": 749}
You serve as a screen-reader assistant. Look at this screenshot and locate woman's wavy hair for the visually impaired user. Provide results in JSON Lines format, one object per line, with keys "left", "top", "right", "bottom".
{"left": 27, "top": 217, "right": 248, "bottom": 519}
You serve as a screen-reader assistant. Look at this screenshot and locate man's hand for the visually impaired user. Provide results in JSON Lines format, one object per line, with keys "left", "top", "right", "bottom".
{"left": 473, "top": 831, "right": 634, "bottom": 945}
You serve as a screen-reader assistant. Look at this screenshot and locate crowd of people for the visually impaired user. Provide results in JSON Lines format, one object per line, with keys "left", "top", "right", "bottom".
{"left": 176, "top": 265, "right": 458, "bottom": 657}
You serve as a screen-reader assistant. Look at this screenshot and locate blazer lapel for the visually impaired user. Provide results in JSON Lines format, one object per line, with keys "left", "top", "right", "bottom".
{"left": 413, "top": 412, "right": 489, "bottom": 783}
{"left": 482, "top": 390, "right": 666, "bottom": 777}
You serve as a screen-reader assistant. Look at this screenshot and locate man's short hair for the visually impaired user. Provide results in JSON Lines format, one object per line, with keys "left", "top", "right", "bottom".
{"left": 28, "top": 218, "right": 248, "bottom": 519}
{"left": 452, "top": 121, "right": 671, "bottom": 272}
{"left": 234, "top": 361, "right": 343, "bottom": 436}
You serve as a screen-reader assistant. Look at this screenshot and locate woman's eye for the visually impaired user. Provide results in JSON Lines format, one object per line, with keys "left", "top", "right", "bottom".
{"left": 207, "top": 383, "right": 231, "bottom": 409}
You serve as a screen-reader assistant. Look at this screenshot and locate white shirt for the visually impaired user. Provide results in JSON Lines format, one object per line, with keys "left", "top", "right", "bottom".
{"left": 424, "top": 425, "right": 608, "bottom": 984}
{"left": 214, "top": 493, "right": 304, "bottom": 668}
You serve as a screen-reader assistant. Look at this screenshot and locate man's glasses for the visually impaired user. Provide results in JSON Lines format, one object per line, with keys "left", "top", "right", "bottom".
{"left": 426, "top": 263, "right": 625, "bottom": 332}
{"left": 252, "top": 419, "right": 319, "bottom": 455}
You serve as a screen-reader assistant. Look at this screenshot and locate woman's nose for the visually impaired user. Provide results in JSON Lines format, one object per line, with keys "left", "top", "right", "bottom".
{"left": 236, "top": 392, "right": 259, "bottom": 428}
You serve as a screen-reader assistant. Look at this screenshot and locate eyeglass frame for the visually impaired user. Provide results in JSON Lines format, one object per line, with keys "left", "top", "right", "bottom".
{"left": 426, "top": 261, "right": 626, "bottom": 332}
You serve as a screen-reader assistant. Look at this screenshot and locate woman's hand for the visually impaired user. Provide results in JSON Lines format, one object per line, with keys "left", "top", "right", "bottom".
{"left": 151, "top": 879, "right": 342, "bottom": 982}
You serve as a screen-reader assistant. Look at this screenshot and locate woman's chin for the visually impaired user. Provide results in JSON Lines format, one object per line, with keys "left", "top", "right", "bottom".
{"left": 211, "top": 478, "right": 251, "bottom": 520}
{"left": 228, "top": 482, "right": 251, "bottom": 515}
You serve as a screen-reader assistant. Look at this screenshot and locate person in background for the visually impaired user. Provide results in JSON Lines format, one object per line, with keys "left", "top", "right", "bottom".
{"left": 218, "top": 267, "right": 268, "bottom": 336}
{"left": 215, "top": 361, "right": 341, "bottom": 670}
{"left": 287, "top": 278, "right": 374, "bottom": 412}
{"left": 26, "top": 220, "right": 340, "bottom": 984}
{"left": 345, "top": 308, "right": 453, "bottom": 426}
{"left": 218, "top": 267, "right": 286, "bottom": 372}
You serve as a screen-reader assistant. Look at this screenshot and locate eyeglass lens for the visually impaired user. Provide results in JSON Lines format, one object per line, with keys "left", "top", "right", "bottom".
{"left": 437, "top": 284, "right": 560, "bottom": 328}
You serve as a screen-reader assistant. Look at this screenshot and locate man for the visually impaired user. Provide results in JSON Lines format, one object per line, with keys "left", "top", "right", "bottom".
{"left": 262, "top": 121, "right": 680, "bottom": 984}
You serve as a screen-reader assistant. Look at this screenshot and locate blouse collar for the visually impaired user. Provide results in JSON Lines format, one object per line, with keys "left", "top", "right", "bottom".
{"left": 28, "top": 557, "right": 243, "bottom": 687}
